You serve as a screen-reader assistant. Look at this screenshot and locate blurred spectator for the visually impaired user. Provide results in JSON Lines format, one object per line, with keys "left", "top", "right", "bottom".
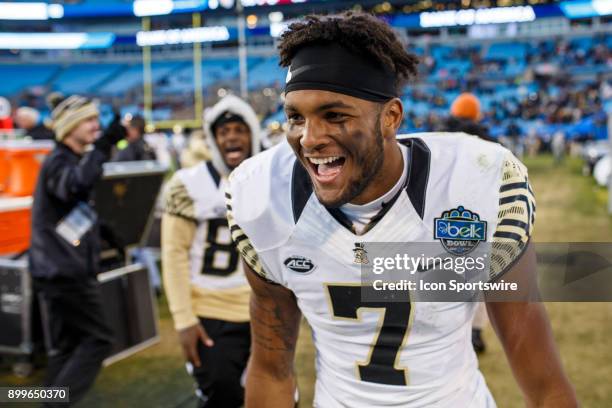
{"left": 14, "top": 106, "right": 55, "bottom": 140}
{"left": 442, "top": 92, "right": 494, "bottom": 142}
{"left": 525, "top": 128, "right": 541, "bottom": 157}
{"left": 29, "top": 94, "right": 126, "bottom": 405}
{"left": 552, "top": 131, "right": 566, "bottom": 164}
{"left": 601, "top": 78, "right": 612, "bottom": 100}
{"left": 261, "top": 121, "right": 286, "bottom": 148}
{"left": 505, "top": 121, "right": 524, "bottom": 157}
{"left": 111, "top": 114, "right": 160, "bottom": 294}
{"left": 180, "top": 129, "right": 211, "bottom": 168}
{"left": 0, "top": 97, "right": 13, "bottom": 130}
{"left": 113, "top": 115, "right": 156, "bottom": 162}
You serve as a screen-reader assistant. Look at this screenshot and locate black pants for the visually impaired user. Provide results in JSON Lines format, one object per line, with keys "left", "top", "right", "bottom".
{"left": 35, "top": 278, "right": 114, "bottom": 407}
{"left": 191, "top": 317, "right": 251, "bottom": 408}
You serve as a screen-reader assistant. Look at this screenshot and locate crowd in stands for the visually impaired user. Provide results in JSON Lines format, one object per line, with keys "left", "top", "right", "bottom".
{"left": 1, "top": 35, "right": 610, "bottom": 148}
{"left": 402, "top": 35, "right": 611, "bottom": 141}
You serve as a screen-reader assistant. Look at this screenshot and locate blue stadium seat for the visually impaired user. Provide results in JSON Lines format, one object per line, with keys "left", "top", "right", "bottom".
{"left": 434, "top": 61, "right": 472, "bottom": 79}
{"left": 156, "top": 58, "right": 264, "bottom": 94}
{"left": 570, "top": 37, "right": 594, "bottom": 50}
{"left": 0, "top": 64, "right": 60, "bottom": 96}
{"left": 247, "top": 57, "right": 287, "bottom": 90}
{"left": 408, "top": 46, "right": 425, "bottom": 56}
{"left": 430, "top": 45, "right": 454, "bottom": 60}
{"left": 52, "top": 64, "right": 125, "bottom": 94}
{"left": 504, "top": 63, "right": 526, "bottom": 77}
{"left": 567, "top": 65, "right": 609, "bottom": 75}
{"left": 98, "top": 62, "right": 183, "bottom": 95}
{"left": 485, "top": 43, "right": 528, "bottom": 61}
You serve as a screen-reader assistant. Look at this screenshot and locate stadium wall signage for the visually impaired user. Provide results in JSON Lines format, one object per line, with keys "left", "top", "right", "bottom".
{"left": 419, "top": 6, "right": 536, "bottom": 28}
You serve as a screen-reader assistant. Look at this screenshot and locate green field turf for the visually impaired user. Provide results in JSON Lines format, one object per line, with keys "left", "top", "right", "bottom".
{"left": 1, "top": 154, "right": 611, "bottom": 407}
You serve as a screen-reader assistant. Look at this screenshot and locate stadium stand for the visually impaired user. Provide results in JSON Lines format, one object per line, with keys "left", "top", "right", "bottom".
{"left": 0, "top": 33, "right": 609, "bottom": 142}
{"left": 99, "top": 62, "right": 185, "bottom": 95}
{"left": 0, "top": 64, "right": 61, "bottom": 96}
{"left": 52, "top": 64, "right": 125, "bottom": 94}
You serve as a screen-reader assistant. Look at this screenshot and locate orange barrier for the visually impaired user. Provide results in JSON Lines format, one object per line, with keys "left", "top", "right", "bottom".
{"left": 0, "top": 196, "right": 32, "bottom": 255}
{"left": 0, "top": 141, "right": 52, "bottom": 255}
{"left": 0, "top": 140, "right": 53, "bottom": 197}
{"left": 0, "top": 148, "right": 8, "bottom": 192}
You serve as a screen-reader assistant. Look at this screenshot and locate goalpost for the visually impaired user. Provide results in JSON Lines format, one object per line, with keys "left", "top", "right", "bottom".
{"left": 609, "top": 113, "right": 612, "bottom": 214}
{"left": 141, "top": 13, "right": 204, "bottom": 131}
{"left": 140, "top": 9, "right": 249, "bottom": 132}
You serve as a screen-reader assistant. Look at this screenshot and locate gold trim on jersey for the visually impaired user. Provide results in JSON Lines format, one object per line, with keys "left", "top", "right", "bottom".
{"left": 164, "top": 174, "right": 197, "bottom": 222}
{"left": 490, "top": 155, "right": 536, "bottom": 278}
{"left": 225, "top": 190, "right": 267, "bottom": 279}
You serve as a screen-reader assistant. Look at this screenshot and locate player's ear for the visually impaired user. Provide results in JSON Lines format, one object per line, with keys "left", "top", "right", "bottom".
{"left": 381, "top": 98, "right": 403, "bottom": 137}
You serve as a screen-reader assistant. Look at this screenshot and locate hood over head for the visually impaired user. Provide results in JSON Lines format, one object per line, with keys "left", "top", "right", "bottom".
{"left": 203, "top": 94, "right": 261, "bottom": 176}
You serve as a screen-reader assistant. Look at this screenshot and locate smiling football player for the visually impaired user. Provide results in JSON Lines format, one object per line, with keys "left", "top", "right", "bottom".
{"left": 226, "top": 12, "right": 577, "bottom": 408}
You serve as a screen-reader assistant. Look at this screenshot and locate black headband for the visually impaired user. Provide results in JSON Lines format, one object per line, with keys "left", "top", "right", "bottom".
{"left": 284, "top": 43, "right": 397, "bottom": 102}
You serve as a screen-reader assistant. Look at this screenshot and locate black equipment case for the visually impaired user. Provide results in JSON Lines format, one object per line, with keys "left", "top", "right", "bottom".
{"left": 0, "top": 160, "right": 167, "bottom": 370}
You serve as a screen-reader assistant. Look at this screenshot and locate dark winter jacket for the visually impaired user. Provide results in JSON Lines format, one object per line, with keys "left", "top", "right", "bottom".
{"left": 28, "top": 124, "right": 55, "bottom": 140}
{"left": 113, "top": 138, "right": 156, "bottom": 162}
{"left": 29, "top": 142, "right": 109, "bottom": 281}
{"left": 442, "top": 116, "right": 495, "bottom": 143}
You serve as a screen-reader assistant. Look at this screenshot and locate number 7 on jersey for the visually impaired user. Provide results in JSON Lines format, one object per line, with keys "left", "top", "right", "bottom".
{"left": 326, "top": 284, "right": 413, "bottom": 386}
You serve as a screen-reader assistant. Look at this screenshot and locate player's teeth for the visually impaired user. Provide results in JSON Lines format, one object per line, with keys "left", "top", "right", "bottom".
{"left": 309, "top": 156, "right": 339, "bottom": 165}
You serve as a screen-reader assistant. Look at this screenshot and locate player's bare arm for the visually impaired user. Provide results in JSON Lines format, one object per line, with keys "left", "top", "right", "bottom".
{"left": 244, "top": 261, "right": 301, "bottom": 408}
{"left": 486, "top": 243, "right": 578, "bottom": 407}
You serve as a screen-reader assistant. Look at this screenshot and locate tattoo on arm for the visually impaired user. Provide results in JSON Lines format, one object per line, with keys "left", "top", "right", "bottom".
{"left": 246, "top": 264, "right": 301, "bottom": 377}
{"left": 251, "top": 288, "right": 298, "bottom": 350}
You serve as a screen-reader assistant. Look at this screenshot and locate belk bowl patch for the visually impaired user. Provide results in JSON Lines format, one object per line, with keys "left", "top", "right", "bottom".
{"left": 434, "top": 206, "right": 487, "bottom": 256}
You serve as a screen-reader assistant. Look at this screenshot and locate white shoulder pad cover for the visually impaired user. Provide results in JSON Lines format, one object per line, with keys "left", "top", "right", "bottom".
{"left": 400, "top": 132, "right": 508, "bottom": 239}
{"left": 227, "top": 141, "right": 296, "bottom": 252}
{"left": 177, "top": 162, "right": 221, "bottom": 221}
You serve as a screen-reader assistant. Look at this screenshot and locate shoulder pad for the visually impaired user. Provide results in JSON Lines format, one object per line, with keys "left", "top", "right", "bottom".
{"left": 227, "top": 141, "right": 296, "bottom": 251}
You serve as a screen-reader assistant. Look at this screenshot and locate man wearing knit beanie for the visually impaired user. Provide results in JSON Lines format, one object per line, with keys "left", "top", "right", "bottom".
{"left": 29, "top": 94, "right": 126, "bottom": 405}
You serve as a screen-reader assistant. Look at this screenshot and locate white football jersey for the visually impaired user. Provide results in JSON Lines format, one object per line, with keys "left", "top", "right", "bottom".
{"left": 227, "top": 133, "right": 535, "bottom": 407}
{"left": 172, "top": 161, "right": 246, "bottom": 290}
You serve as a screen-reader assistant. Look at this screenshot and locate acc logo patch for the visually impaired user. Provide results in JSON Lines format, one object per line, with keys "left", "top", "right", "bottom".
{"left": 284, "top": 256, "right": 316, "bottom": 274}
{"left": 434, "top": 206, "right": 487, "bottom": 256}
